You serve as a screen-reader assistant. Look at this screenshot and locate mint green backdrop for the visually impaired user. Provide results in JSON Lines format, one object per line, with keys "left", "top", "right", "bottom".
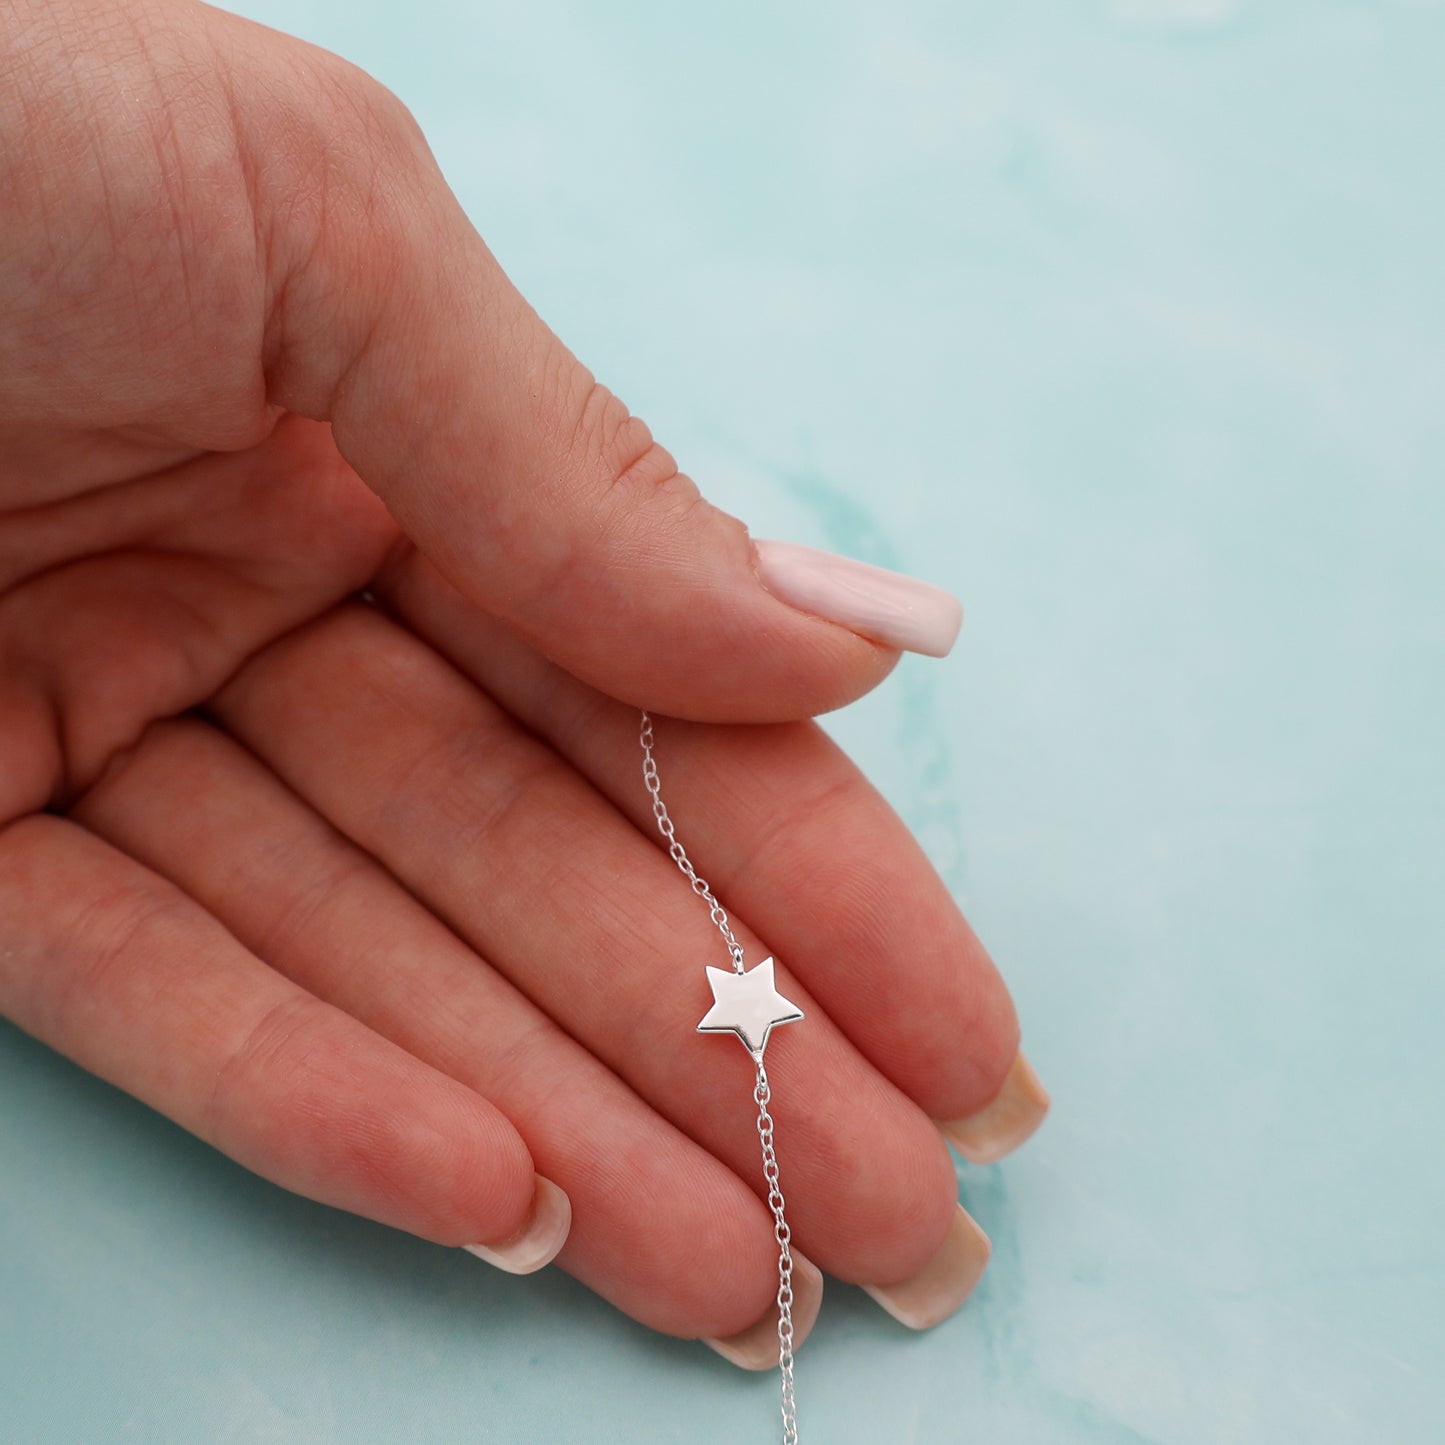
{"left": 3, "top": 2, "right": 1442, "bottom": 1441}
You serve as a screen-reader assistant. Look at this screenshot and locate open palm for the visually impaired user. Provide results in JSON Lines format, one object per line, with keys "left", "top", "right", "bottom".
{"left": 0, "top": 0, "right": 1044, "bottom": 1363}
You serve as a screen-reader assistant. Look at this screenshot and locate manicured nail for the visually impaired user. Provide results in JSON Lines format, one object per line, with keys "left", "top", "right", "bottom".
{"left": 703, "top": 1250, "right": 825, "bottom": 1370}
{"left": 939, "top": 1051, "right": 1051, "bottom": 1165}
{"left": 462, "top": 1175, "right": 571, "bottom": 1274}
{"left": 862, "top": 1204, "right": 991, "bottom": 1330}
{"left": 753, "top": 539, "right": 963, "bottom": 658}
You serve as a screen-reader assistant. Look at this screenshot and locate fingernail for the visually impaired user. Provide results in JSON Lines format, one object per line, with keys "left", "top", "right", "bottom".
{"left": 939, "top": 1051, "right": 1051, "bottom": 1165}
{"left": 462, "top": 1175, "right": 572, "bottom": 1274}
{"left": 703, "top": 1249, "right": 825, "bottom": 1370}
{"left": 753, "top": 539, "right": 963, "bottom": 658}
{"left": 862, "top": 1204, "right": 991, "bottom": 1330}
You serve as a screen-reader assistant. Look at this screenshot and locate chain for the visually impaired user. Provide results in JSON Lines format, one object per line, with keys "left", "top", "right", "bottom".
{"left": 755, "top": 1063, "right": 798, "bottom": 1445}
{"left": 640, "top": 710, "right": 800, "bottom": 1444}
{"left": 640, "top": 709, "right": 745, "bottom": 973}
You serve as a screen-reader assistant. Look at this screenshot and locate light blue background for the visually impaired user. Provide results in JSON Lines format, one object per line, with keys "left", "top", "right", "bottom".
{"left": 3, "top": 1, "right": 1443, "bottom": 1440}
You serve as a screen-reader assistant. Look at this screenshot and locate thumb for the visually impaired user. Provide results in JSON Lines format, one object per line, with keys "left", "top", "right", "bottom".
{"left": 245, "top": 37, "right": 961, "bottom": 721}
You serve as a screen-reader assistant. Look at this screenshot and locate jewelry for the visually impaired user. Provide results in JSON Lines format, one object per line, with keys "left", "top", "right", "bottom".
{"left": 640, "top": 710, "right": 804, "bottom": 1445}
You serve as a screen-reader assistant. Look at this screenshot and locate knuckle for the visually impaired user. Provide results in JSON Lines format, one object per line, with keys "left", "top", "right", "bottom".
{"left": 501, "top": 360, "right": 707, "bottom": 620}
{"left": 311, "top": 54, "right": 428, "bottom": 168}
{"left": 198, "top": 991, "right": 324, "bottom": 1151}
{"left": 560, "top": 373, "right": 686, "bottom": 497}
{"left": 42, "top": 877, "right": 194, "bottom": 1047}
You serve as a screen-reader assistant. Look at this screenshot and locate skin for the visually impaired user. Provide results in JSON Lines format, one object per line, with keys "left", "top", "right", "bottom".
{"left": 0, "top": 0, "right": 1021, "bottom": 1344}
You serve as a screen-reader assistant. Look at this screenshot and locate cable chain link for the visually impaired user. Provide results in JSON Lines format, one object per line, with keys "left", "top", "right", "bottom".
{"left": 640, "top": 711, "right": 800, "bottom": 1442}
{"left": 640, "top": 710, "right": 745, "bottom": 973}
{"left": 755, "top": 1064, "right": 798, "bottom": 1445}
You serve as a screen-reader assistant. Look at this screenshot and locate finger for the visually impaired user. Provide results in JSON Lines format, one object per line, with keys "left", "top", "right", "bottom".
{"left": 212, "top": 10, "right": 959, "bottom": 719}
{"left": 2, "top": 0, "right": 951, "bottom": 722}
{"left": 72, "top": 716, "right": 823, "bottom": 1353}
{"left": 375, "top": 550, "right": 1049, "bottom": 1159}
{"left": 0, "top": 814, "right": 555, "bottom": 1265}
{"left": 208, "top": 603, "right": 970, "bottom": 1296}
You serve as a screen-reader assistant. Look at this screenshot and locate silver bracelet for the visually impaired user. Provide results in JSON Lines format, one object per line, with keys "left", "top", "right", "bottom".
{"left": 640, "top": 709, "right": 804, "bottom": 1445}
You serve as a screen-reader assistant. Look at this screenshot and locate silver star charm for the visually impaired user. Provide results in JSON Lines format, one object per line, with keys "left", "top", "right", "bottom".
{"left": 697, "top": 956, "right": 804, "bottom": 1059}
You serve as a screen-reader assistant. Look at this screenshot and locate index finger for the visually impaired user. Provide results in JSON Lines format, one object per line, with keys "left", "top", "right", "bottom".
{"left": 375, "top": 547, "right": 1049, "bottom": 1155}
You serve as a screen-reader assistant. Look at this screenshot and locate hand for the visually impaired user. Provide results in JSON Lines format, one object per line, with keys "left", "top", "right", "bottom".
{"left": 0, "top": 0, "right": 1047, "bottom": 1363}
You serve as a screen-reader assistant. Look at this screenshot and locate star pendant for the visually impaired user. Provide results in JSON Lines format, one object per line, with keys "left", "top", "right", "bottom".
{"left": 697, "top": 956, "right": 804, "bottom": 1059}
